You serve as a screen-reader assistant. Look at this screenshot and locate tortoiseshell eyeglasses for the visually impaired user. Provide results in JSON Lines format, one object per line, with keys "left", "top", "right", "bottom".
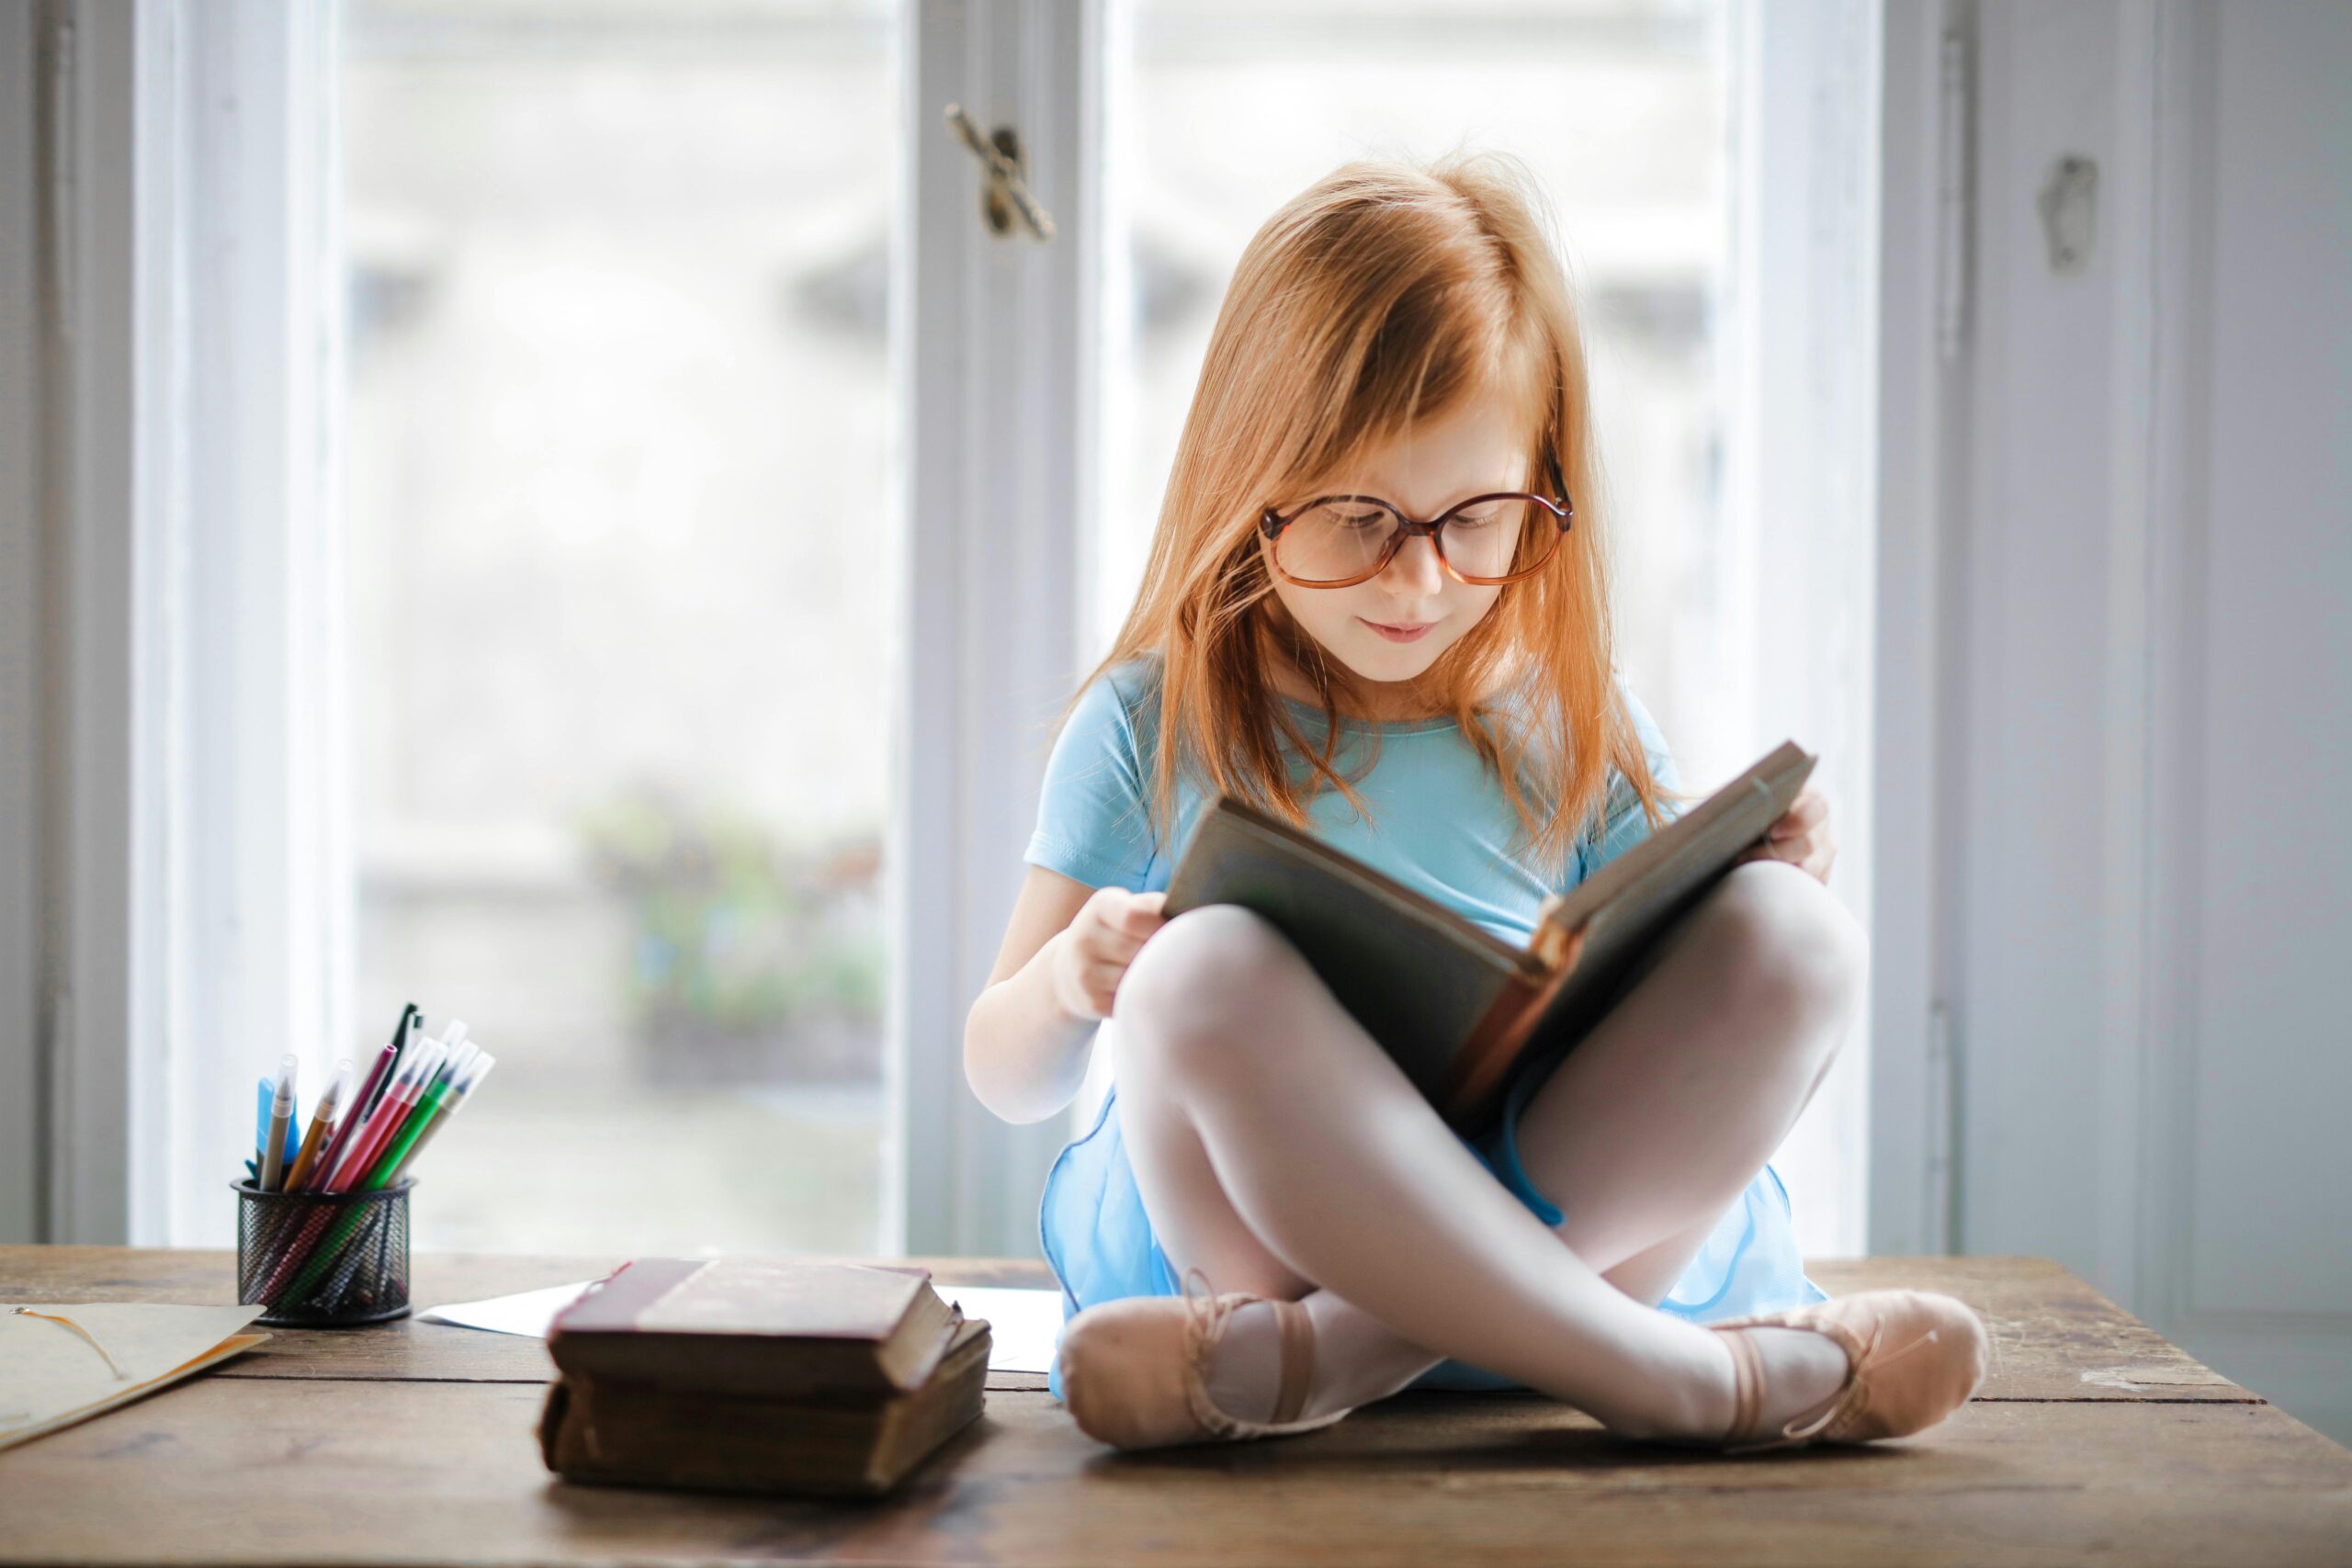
{"left": 1258, "top": 450, "right": 1575, "bottom": 589}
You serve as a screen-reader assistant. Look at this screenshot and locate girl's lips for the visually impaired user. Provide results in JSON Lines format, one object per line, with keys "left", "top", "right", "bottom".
{"left": 1361, "top": 617, "right": 1435, "bottom": 643}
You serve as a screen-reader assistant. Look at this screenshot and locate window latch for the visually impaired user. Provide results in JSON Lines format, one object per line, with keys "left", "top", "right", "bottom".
{"left": 2037, "top": 154, "right": 2098, "bottom": 276}
{"left": 943, "top": 105, "right": 1055, "bottom": 242}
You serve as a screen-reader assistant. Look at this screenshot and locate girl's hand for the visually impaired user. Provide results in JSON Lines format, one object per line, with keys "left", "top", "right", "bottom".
{"left": 1736, "top": 784, "right": 1837, "bottom": 886}
{"left": 1051, "top": 887, "right": 1169, "bottom": 1021}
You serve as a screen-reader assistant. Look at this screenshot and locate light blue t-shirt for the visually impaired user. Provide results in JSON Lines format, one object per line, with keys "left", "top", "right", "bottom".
{"left": 1023, "top": 656, "right": 1684, "bottom": 930}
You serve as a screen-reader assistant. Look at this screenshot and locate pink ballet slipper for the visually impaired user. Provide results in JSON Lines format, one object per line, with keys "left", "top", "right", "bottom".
{"left": 1056, "top": 1264, "right": 1355, "bottom": 1450}
{"left": 1707, "top": 1288, "right": 1990, "bottom": 1452}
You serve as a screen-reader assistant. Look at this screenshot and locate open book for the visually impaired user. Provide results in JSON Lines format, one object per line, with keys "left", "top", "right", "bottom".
{"left": 1160, "top": 740, "right": 1817, "bottom": 1136}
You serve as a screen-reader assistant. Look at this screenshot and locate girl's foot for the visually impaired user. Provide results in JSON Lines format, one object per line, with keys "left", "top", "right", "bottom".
{"left": 1706, "top": 1289, "right": 1990, "bottom": 1451}
{"left": 1056, "top": 1265, "right": 1357, "bottom": 1450}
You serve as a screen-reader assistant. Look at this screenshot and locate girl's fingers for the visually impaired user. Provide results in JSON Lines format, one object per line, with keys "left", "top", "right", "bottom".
{"left": 1097, "top": 927, "right": 1149, "bottom": 965}
{"left": 1809, "top": 828, "right": 1838, "bottom": 884}
{"left": 1741, "top": 834, "right": 1807, "bottom": 866}
{"left": 1767, "top": 788, "right": 1826, "bottom": 840}
{"left": 1094, "top": 961, "right": 1141, "bottom": 1012}
{"left": 1738, "top": 821, "right": 1836, "bottom": 885}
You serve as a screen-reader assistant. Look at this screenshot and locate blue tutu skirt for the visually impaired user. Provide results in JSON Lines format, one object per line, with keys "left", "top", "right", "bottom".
{"left": 1037, "top": 1050, "right": 1826, "bottom": 1402}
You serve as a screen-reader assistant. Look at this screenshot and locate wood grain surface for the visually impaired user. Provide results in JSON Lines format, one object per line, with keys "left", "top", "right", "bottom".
{"left": 3, "top": 1247, "right": 2347, "bottom": 1565}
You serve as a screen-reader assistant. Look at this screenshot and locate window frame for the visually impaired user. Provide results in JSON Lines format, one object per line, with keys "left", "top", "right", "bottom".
{"left": 891, "top": 0, "right": 1109, "bottom": 1256}
{"left": 0, "top": 0, "right": 1106, "bottom": 1258}
{"left": 6, "top": 0, "right": 1913, "bottom": 1266}
{"left": 0, "top": 0, "right": 349, "bottom": 1247}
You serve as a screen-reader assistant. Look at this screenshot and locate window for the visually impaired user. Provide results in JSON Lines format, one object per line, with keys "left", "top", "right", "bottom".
{"left": 341, "top": 0, "right": 899, "bottom": 1256}
{"left": 19, "top": 0, "right": 1871, "bottom": 1261}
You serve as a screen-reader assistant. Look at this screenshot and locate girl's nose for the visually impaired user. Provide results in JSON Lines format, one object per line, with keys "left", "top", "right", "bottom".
{"left": 1382, "top": 533, "right": 1445, "bottom": 593}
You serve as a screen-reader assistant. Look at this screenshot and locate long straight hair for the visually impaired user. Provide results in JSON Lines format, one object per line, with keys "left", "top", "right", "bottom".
{"left": 1066, "top": 151, "right": 1679, "bottom": 880}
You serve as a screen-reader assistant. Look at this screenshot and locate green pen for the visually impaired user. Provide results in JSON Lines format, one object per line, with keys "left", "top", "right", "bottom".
{"left": 364, "top": 1042, "right": 474, "bottom": 1189}
{"left": 379, "top": 1052, "right": 494, "bottom": 1187}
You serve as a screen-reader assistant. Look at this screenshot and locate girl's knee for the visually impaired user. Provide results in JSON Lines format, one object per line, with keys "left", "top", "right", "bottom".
{"left": 1114, "top": 904, "right": 1301, "bottom": 1071}
{"left": 1702, "top": 861, "right": 1867, "bottom": 1038}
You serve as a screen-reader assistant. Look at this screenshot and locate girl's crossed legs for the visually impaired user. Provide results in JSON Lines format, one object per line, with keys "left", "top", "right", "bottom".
{"left": 1107, "top": 858, "right": 1865, "bottom": 1441}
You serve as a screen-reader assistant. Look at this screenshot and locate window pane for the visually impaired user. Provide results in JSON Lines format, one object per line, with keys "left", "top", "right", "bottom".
{"left": 1102, "top": 0, "right": 1739, "bottom": 782}
{"left": 340, "top": 0, "right": 899, "bottom": 1256}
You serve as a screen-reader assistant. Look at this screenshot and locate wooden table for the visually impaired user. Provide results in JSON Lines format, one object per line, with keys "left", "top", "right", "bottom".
{"left": 3, "top": 1248, "right": 2349, "bottom": 1565}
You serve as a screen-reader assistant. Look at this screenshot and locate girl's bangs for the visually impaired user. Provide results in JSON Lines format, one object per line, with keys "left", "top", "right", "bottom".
{"left": 1288, "top": 314, "right": 1555, "bottom": 501}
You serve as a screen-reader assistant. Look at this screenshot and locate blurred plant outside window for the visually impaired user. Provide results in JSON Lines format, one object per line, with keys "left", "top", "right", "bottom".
{"left": 342, "top": 0, "right": 899, "bottom": 1258}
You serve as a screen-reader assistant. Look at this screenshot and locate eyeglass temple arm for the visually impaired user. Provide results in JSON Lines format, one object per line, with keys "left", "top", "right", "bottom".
{"left": 1545, "top": 448, "right": 1574, "bottom": 523}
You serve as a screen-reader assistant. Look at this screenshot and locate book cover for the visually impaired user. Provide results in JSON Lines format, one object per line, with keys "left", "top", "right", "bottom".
{"left": 548, "top": 1258, "right": 966, "bottom": 1401}
{"left": 1161, "top": 739, "right": 1817, "bottom": 1135}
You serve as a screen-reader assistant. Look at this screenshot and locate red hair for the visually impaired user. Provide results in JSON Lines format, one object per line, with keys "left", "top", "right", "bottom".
{"left": 1065, "top": 151, "right": 1682, "bottom": 879}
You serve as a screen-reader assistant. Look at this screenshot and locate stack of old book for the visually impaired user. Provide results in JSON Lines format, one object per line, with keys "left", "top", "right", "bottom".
{"left": 537, "top": 1257, "right": 990, "bottom": 1498}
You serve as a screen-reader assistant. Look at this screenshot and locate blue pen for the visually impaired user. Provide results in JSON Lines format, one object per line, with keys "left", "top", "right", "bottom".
{"left": 253, "top": 1075, "right": 300, "bottom": 1186}
{"left": 266, "top": 1055, "right": 299, "bottom": 1190}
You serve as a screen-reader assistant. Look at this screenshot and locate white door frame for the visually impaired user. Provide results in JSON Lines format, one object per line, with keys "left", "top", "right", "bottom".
{"left": 0, "top": 0, "right": 347, "bottom": 1247}
{"left": 1726, "top": 0, "right": 1885, "bottom": 1260}
{"left": 0, "top": 0, "right": 180, "bottom": 1246}
{"left": 888, "top": 0, "right": 1107, "bottom": 1258}
{"left": 1864, "top": 0, "right": 1964, "bottom": 1257}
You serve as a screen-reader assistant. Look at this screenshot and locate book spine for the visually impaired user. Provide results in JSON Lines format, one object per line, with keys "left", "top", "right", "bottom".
{"left": 1435, "top": 958, "right": 1577, "bottom": 1133}
{"left": 1526, "top": 895, "right": 1577, "bottom": 972}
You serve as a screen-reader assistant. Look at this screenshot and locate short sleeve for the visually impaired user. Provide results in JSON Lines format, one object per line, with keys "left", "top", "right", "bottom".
{"left": 1024, "top": 666, "right": 1159, "bottom": 892}
{"left": 1578, "top": 675, "right": 1683, "bottom": 882}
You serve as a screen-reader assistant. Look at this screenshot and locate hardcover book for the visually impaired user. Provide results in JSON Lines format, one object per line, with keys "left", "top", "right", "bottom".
{"left": 538, "top": 1315, "right": 992, "bottom": 1499}
{"left": 1160, "top": 739, "right": 1818, "bottom": 1135}
{"left": 547, "top": 1257, "right": 967, "bottom": 1402}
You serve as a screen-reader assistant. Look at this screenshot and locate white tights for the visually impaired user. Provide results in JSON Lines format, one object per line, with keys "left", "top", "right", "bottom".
{"left": 1108, "top": 858, "right": 1867, "bottom": 1440}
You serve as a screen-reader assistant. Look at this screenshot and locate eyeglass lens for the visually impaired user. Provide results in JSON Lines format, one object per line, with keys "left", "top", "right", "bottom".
{"left": 1276, "top": 497, "right": 1548, "bottom": 584}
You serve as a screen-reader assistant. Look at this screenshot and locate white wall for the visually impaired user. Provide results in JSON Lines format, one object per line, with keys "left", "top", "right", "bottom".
{"left": 1934, "top": 0, "right": 2352, "bottom": 1444}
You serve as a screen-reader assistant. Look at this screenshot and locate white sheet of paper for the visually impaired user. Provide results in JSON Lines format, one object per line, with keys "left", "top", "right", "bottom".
{"left": 930, "top": 1282, "right": 1064, "bottom": 1375}
{"left": 417, "top": 1280, "right": 596, "bottom": 1337}
{"left": 418, "top": 1278, "right": 1066, "bottom": 1375}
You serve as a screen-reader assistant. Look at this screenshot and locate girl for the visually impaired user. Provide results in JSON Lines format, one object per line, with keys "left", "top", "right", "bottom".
{"left": 964, "top": 152, "right": 1985, "bottom": 1453}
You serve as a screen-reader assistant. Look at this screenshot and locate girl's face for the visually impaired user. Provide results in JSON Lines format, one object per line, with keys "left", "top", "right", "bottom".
{"left": 1261, "top": 385, "right": 1532, "bottom": 698}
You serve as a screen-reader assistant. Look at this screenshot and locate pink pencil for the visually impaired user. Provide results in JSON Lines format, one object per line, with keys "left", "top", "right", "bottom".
{"left": 310, "top": 1037, "right": 401, "bottom": 1190}
{"left": 325, "top": 1042, "right": 444, "bottom": 1192}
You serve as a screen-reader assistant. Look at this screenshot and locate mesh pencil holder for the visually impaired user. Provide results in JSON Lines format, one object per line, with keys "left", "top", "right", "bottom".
{"left": 233, "top": 1178, "right": 415, "bottom": 1327}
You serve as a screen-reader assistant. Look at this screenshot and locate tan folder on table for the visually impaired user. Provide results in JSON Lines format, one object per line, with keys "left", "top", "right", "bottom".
{"left": 0, "top": 1302, "right": 270, "bottom": 1452}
